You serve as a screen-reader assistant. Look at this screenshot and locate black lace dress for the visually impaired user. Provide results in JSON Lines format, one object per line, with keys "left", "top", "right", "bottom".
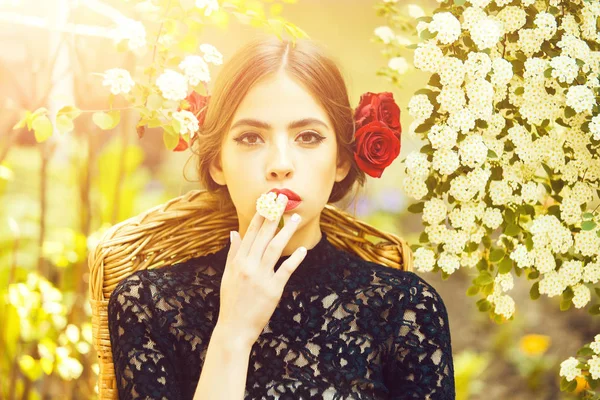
{"left": 108, "top": 230, "right": 455, "bottom": 400}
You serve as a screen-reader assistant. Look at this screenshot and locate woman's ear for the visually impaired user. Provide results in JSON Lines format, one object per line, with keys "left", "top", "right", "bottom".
{"left": 335, "top": 156, "right": 351, "bottom": 183}
{"left": 209, "top": 156, "right": 226, "bottom": 185}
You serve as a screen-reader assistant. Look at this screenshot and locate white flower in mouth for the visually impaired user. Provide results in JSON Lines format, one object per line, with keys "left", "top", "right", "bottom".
{"left": 256, "top": 192, "right": 287, "bottom": 221}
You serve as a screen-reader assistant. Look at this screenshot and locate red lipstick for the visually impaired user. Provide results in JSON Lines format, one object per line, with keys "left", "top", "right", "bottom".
{"left": 268, "top": 188, "right": 302, "bottom": 212}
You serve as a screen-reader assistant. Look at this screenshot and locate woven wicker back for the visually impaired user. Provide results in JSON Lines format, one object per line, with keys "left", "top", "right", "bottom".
{"left": 88, "top": 189, "right": 413, "bottom": 400}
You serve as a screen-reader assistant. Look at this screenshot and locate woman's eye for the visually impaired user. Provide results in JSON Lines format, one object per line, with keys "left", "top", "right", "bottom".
{"left": 234, "top": 131, "right": 325, "bottom": 146}
{"left": 298, "top": 131, "right": 326, "bottom": 144}
{"left": 234, "top": 132, "right": 264, "bottom": 146}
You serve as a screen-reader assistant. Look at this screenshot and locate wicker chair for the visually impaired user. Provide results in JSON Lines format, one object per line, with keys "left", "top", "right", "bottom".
{"left": 88, "top": 189, "right": 413, "bottom": 400}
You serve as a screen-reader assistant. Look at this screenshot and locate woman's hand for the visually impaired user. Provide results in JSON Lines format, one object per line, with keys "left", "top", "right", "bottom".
{"left": 216, "top": 195, "right": 306, "bottom": 349}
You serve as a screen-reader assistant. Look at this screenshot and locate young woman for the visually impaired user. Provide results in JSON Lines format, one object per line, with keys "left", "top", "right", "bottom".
{"left": 108, "top": 36, "right": 455, "bottom": 400}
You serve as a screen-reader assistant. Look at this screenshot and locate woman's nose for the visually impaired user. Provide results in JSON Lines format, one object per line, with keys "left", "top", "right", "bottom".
{"left": 267, "top": 137, "right": 294, "bottom": 178}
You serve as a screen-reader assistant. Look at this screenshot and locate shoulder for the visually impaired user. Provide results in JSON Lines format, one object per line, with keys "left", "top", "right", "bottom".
{"left": 108, "top": 253, "right": 218, "bottom": 310}
{"left": 345, "top": 251, "right": 448, "bottom": 312}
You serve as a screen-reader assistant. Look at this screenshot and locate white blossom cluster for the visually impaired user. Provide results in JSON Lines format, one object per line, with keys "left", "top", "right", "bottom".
{"left": 178, "top": 56, "right": 211, "bottom": 86}
{"left": 255, "top": 192, "right": 287, "bottom": 221}
{"left": 112, "top": 19, "right": 147, "bottom": 53}
{"left": 560, "top": 333, "right": 600, "bottom": 382}
{"left": 171, "top": 110, "right": 200, "bottom": 137}
{"left": 396, "top": 0, "right": 600, "bottom": 335}
{"left": 155, "top": 43, "right": 221, "bottom": 101}
{"left": 102, "top": 68, "right": 135, "bottom": 95}
{"left": 559, "top": 357, "right": 582, "bottom": 382}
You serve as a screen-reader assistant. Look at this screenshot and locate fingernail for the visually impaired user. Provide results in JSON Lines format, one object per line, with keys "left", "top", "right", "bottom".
{"left": 230, "top": 231, "right": 235, "bottom": 242}
{"left": 299, "top": 246, "right": 307, "bottom": 254}
{"left": 291, "top": 213, "right": 301, "bottom": 223}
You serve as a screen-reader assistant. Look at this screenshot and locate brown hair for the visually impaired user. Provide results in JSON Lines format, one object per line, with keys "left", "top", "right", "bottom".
{"left": 191, "top": 36, "right": 365, "bottom": 212}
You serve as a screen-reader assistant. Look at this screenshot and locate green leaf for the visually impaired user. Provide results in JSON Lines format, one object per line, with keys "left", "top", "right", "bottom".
{"left": 498, "top": 258, "right": 512, "bottom": 274}
{"left": 427, "top": 73, "right": 441, "bottom": 88}
{"left": 418, "top": 232, "right": 429, "bottom": 243}
{"left": 414, "top": 89, "right": 435, "bottom": 96}
{"left": 477, "top": 300, "right": 492, "bottom": 312}
{"left": 524, "top": 234, "right": 534, "bottom": 251}
{"left": 419, "top": 144, "right": 434, "bottom": 154}
{"left": 108, "top": 110, "right": 121, "bottom": 127}
{"left": 454, "top": 0, "right": 466, "bottom": 5}
{"left": 466, "top": 285, "right": 480, "bottom": 296}
{"left": 32, "top": 115, "right": 53, "bottom": 142}
{"left": 515, "top": 87, "right": 524, "bottom": 95}
{"left": 171, "top": 117, "right": 182, "bottom": 134}
{"left": 528, "top": 270, "right": 540, "bottom": 280}
{"left": 504, "top": 223, "right": 520, "bottom": 237}
{"left": 530, "top": 282, "right": 540, "bottom": 300}
{"left": 56, "top": 114, "right": 74, "bottom": 135}
{"left": 560, "top": 297, "right": 572, "bottom": 311}
{"left": 563, "top": 286, "right": 574, "bottom": 301}
{"left": 583, "top": 212, "right": 595, "bottom": 220}
{"left": 57, "top": 105, "right": 81, "bottom": 120}
{"left": 589, "top": 304, "right": 600, "bottom": 315}
{"left": 146, "top": 93, "right": 163, "bottom": 111}
{"left": 487, "top": 149, "right": 498, "bottom": 158}
{"left": 476, "top": 258, "right": 488, "bottom": 271}
{"left": 415, "top": 122, "right": 434, "bottom": 134}
{"left": 588, "top": 374, "right": 599, "bottom": 389}
{"left": 419, "top": 28, "right": 437, "bottom": 40}
{"left": 547, "top": 205, "right": 560, "bottom": 217}
{"left": 408, "top": 202, "right": 425, "bottom": 213}
{"left": 162, "top": 129, "right": 179, "bottom": 151}
{"left": 465, "top": 242, "right": 479, "bottom": 252}
{"left": 489, "top": 249, "right": 505, "bottom": 262}
{"left": 92, "top": 111, "right": 120, "bottom": 130}
{"left": 560, "top": 376, "right": 571, "bottom": 391}
{"left": 475, "top": 271, "right": 494, "bottom": 286}
{"left": 482, "top": 235, "right": 492, "bottom": 249}
{"left": 565, "top": 107, "right": 576, "bottom": 118}
{"left": 582, "top": 220, "right": 597, "bottom": 231}
{"left": 577, "top": 346, "right": 595, "bottom": 357}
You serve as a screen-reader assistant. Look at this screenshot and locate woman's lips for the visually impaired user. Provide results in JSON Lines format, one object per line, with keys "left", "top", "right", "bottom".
{"left": 284, "top": 199, "right": 301, "bottom": 211}
{"left": 268, "top": 188, "right": 302, "bottom": 211}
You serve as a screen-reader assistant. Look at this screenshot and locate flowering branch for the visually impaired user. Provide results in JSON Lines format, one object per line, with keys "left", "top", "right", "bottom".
{"left": 376, "top": 0, "right": 600, "bottom": 396}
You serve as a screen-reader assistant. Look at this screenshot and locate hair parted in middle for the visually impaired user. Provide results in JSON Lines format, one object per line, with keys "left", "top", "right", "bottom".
{"left": 192, "top": 35, "right": 366, "bottom": 211}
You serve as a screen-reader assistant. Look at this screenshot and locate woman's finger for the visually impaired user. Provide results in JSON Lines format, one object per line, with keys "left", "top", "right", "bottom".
{"left": 261, "top": 212, "right": 302, "bottom": 271}
{"left": 271, "top": 246, "right": 307, "bottom": 289}
{"left": 236, "top": 211, "right": 266, "bottom": 259}
{"left": 249, "top": 194, "right": 288, "bottom": 260}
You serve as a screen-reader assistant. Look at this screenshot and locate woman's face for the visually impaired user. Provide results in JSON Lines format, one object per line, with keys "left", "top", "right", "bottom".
{"left": 209, "top": 71, "right": 351, "bottom": 252}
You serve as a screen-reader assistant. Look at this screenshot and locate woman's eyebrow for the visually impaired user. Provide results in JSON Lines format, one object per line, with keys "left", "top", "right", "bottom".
{"left": 230, "top": 118, "right": 329, "bottom": 131}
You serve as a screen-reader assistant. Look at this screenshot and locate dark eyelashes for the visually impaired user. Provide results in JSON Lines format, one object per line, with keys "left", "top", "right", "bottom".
{"left": 233, "top": 131, "right": 326, "bottom": 146}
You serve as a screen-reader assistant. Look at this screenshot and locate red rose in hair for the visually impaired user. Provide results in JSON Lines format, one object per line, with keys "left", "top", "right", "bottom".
{"left": 353, "top": 120, "right": 401, "bottom": 178}
{"left": 354, "top": 92, "right": 401, "bottom": 132}
{"left": 184, "top": 90, "right": 210, "bottom": 126}
{"left": 173, "top": 136, "right": 190, "bottom": 152}
{"left": 172, "top": 90, "right": 210, "bottom": 152}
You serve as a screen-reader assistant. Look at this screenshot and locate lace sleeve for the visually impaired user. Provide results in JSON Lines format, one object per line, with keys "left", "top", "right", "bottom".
{"left": 387, "top": 277, "right": 455, "bottom": 399}
{"left": 108, "top": 273, "right": 183, "bottom": 400}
